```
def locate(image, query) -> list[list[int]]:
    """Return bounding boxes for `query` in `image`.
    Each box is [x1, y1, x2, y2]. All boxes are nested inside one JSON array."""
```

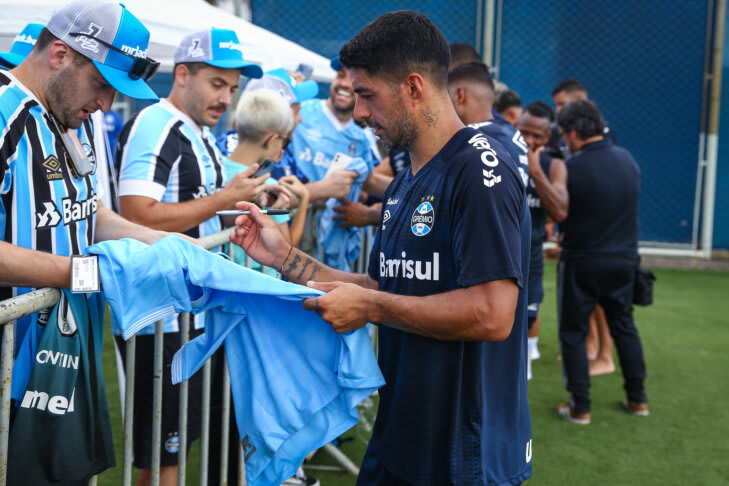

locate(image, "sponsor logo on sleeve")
[[468, 132, 502, 188]]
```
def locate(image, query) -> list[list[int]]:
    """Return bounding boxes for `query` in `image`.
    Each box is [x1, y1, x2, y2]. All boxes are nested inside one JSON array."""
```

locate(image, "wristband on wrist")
[[279, 245, 294, 275]]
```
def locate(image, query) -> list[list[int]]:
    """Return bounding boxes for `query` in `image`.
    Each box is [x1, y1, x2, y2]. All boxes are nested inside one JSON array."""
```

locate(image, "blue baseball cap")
[[245, 68, 318, 104], [46, 0, 159, 101], [330, 56, 342, 71], [174, 28, 263, 79], [0, 23, 44, 68]]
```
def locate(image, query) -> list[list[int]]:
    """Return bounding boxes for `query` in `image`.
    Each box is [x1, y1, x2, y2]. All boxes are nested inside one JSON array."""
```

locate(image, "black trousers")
[[557, 256, 647, 414]]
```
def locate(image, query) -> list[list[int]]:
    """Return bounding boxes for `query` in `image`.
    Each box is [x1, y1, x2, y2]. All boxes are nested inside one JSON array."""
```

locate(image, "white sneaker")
[[282, 467, 320, 486]]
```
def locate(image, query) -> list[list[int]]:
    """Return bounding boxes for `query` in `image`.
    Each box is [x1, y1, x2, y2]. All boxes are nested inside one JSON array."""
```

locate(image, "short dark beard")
[[384, 94, 417, 149], [46, 66, 82, 129]]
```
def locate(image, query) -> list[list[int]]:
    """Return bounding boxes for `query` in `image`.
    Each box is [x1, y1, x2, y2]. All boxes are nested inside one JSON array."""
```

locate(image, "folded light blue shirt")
[[85, 236, 384, 486], [318, 156, 371, 270]]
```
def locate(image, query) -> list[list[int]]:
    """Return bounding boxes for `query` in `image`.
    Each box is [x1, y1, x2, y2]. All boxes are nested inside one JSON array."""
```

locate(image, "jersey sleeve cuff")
[[118, 179, 167, 201]]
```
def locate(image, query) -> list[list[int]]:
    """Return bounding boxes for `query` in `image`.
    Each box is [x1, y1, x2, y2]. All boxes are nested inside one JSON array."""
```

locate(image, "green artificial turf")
[[98, 262, 729, 485]]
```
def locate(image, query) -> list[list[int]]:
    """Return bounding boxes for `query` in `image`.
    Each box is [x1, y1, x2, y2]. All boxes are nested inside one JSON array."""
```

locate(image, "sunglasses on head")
[[70, 32, 159, 81]]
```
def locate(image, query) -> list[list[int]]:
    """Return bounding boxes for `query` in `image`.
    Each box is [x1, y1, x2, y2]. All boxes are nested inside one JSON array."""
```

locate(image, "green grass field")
[[98, 261, 729, 485]]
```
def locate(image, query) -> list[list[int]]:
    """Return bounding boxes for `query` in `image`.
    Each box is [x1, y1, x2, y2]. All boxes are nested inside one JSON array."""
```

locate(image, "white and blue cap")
[[0, 23, 44, 68], [244, 68, 318, 104], [46, 0, 159, 101], [174, 28, 263, 79]]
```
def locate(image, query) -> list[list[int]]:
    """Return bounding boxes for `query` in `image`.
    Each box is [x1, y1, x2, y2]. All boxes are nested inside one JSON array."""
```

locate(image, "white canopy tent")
[[0, 0, 336, 82]]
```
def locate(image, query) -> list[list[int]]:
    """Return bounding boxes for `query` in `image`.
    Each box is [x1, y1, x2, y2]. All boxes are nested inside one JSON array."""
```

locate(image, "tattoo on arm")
[[296, 258, 312, 281], [285, 253, 301, 276], [421, 106, 440, 128], [309, 263, 321, 281]]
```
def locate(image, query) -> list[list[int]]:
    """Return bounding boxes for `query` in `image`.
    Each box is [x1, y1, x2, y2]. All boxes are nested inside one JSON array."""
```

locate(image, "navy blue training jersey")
[[561, 138, 640, 258], [527, 152, 554, 246], [469, 117, 529, 188], [365, 127, 532, 485]]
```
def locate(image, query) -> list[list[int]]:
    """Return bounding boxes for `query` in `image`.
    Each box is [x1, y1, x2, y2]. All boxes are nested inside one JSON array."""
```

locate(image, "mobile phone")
[[325, 153, 352, 177], [251, 159, 276, 178], [295, 63, 314, 81]]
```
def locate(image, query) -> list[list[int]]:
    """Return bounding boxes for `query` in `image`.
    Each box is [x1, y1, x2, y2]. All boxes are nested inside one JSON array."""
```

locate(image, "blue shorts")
[[528, 240, 544, 309]]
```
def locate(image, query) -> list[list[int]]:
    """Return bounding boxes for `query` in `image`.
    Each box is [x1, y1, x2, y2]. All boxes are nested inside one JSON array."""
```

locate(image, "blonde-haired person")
[[227, 88, 310, 272]]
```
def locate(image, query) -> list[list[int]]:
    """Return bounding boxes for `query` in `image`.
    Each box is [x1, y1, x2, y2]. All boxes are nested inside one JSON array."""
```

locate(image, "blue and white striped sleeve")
[[118, 110, 180, 201]]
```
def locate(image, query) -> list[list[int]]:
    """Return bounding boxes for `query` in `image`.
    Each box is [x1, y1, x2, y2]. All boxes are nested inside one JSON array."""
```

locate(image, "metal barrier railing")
[[0, 224, 374, 486]]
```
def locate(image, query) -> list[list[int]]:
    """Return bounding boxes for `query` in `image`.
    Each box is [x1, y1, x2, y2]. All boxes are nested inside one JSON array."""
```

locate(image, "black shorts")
[[115, 329, 204, 469]]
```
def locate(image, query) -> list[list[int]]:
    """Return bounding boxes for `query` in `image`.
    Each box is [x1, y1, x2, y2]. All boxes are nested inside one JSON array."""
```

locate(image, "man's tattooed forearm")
[[296, 258, 312, 280], [421, 106, 440, 128], [285, 253, 302, 276], [309, 263, 321, 281]]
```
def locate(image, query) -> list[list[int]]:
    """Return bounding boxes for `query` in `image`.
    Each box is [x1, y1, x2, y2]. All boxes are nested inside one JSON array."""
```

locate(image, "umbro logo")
[[42, 155, 63, 181]]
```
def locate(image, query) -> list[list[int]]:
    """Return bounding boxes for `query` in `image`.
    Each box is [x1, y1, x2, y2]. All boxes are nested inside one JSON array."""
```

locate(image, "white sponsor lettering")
[[62, 194, 98, 224], [468, 133, 502, 188], [386, 198, 399, 205], [36, 350, 79, 370], [218, 40, 242, 52], [526, 439, 533, 463], [20, 388, 75, 415], [14, 33, 36, 45], [74, 35, 99, 53], [379, 251, 439, 281], [121, 45, 147, 58]]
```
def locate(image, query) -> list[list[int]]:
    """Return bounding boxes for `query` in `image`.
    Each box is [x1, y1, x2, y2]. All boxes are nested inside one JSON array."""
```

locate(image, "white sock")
[[527, 356, 533, 380], [528, 337, 540, 360]]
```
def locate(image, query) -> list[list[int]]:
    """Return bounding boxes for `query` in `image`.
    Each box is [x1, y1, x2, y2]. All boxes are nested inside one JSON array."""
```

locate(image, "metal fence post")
[[199, 360, 211, 486], [122, 336, 136, 486], [151, 321, 165, 486], [177, 313, 190, 486], [0, 323, 15, 486], [219, 354, 231, 485]]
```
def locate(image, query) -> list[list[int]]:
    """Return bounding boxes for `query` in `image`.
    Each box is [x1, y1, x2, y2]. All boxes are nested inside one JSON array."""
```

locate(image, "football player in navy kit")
[[231, 10, 532, 486], [516, 101, 569, 378], [447, 61, 529, 187]]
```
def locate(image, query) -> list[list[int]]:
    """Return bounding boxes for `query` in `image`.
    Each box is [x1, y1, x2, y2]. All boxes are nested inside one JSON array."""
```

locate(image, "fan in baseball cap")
[[46, 0, 159, 101], [174, 28, 263, 79], [0, 23, 44, 69], [245, 68, 318, 104]]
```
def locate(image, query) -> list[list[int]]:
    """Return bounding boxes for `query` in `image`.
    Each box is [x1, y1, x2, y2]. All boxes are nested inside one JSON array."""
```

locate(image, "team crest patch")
[[82, 143, 97, 175], [411, 200, 434, 237], [165, 434, 180, 454], [43, 155, 63, 181], [58, 305, 78, 337]]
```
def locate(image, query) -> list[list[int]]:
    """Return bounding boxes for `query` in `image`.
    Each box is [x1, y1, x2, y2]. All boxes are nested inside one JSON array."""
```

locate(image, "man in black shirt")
[[555, 100, 648, 424]]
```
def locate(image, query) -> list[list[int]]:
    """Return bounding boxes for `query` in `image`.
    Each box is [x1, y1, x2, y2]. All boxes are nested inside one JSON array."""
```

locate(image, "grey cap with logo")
[[46, 0, 159, 100]]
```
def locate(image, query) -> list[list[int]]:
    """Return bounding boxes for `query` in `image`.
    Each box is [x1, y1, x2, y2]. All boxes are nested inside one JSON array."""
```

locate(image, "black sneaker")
[[282, 467, 320, 486]]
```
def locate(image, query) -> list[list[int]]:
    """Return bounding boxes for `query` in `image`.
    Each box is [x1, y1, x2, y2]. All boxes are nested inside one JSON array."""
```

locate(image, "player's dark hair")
[[494, 90, 522, 113], [173, 62, 206, 79], [524, 100, 553, 122], [557, 99, 605, 139], [551, 78, 587, 97], [339, 10, 450, 88], [447, 62, 494, 91], [449, 42, 481, 67], [34, 28, 91, 67]]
